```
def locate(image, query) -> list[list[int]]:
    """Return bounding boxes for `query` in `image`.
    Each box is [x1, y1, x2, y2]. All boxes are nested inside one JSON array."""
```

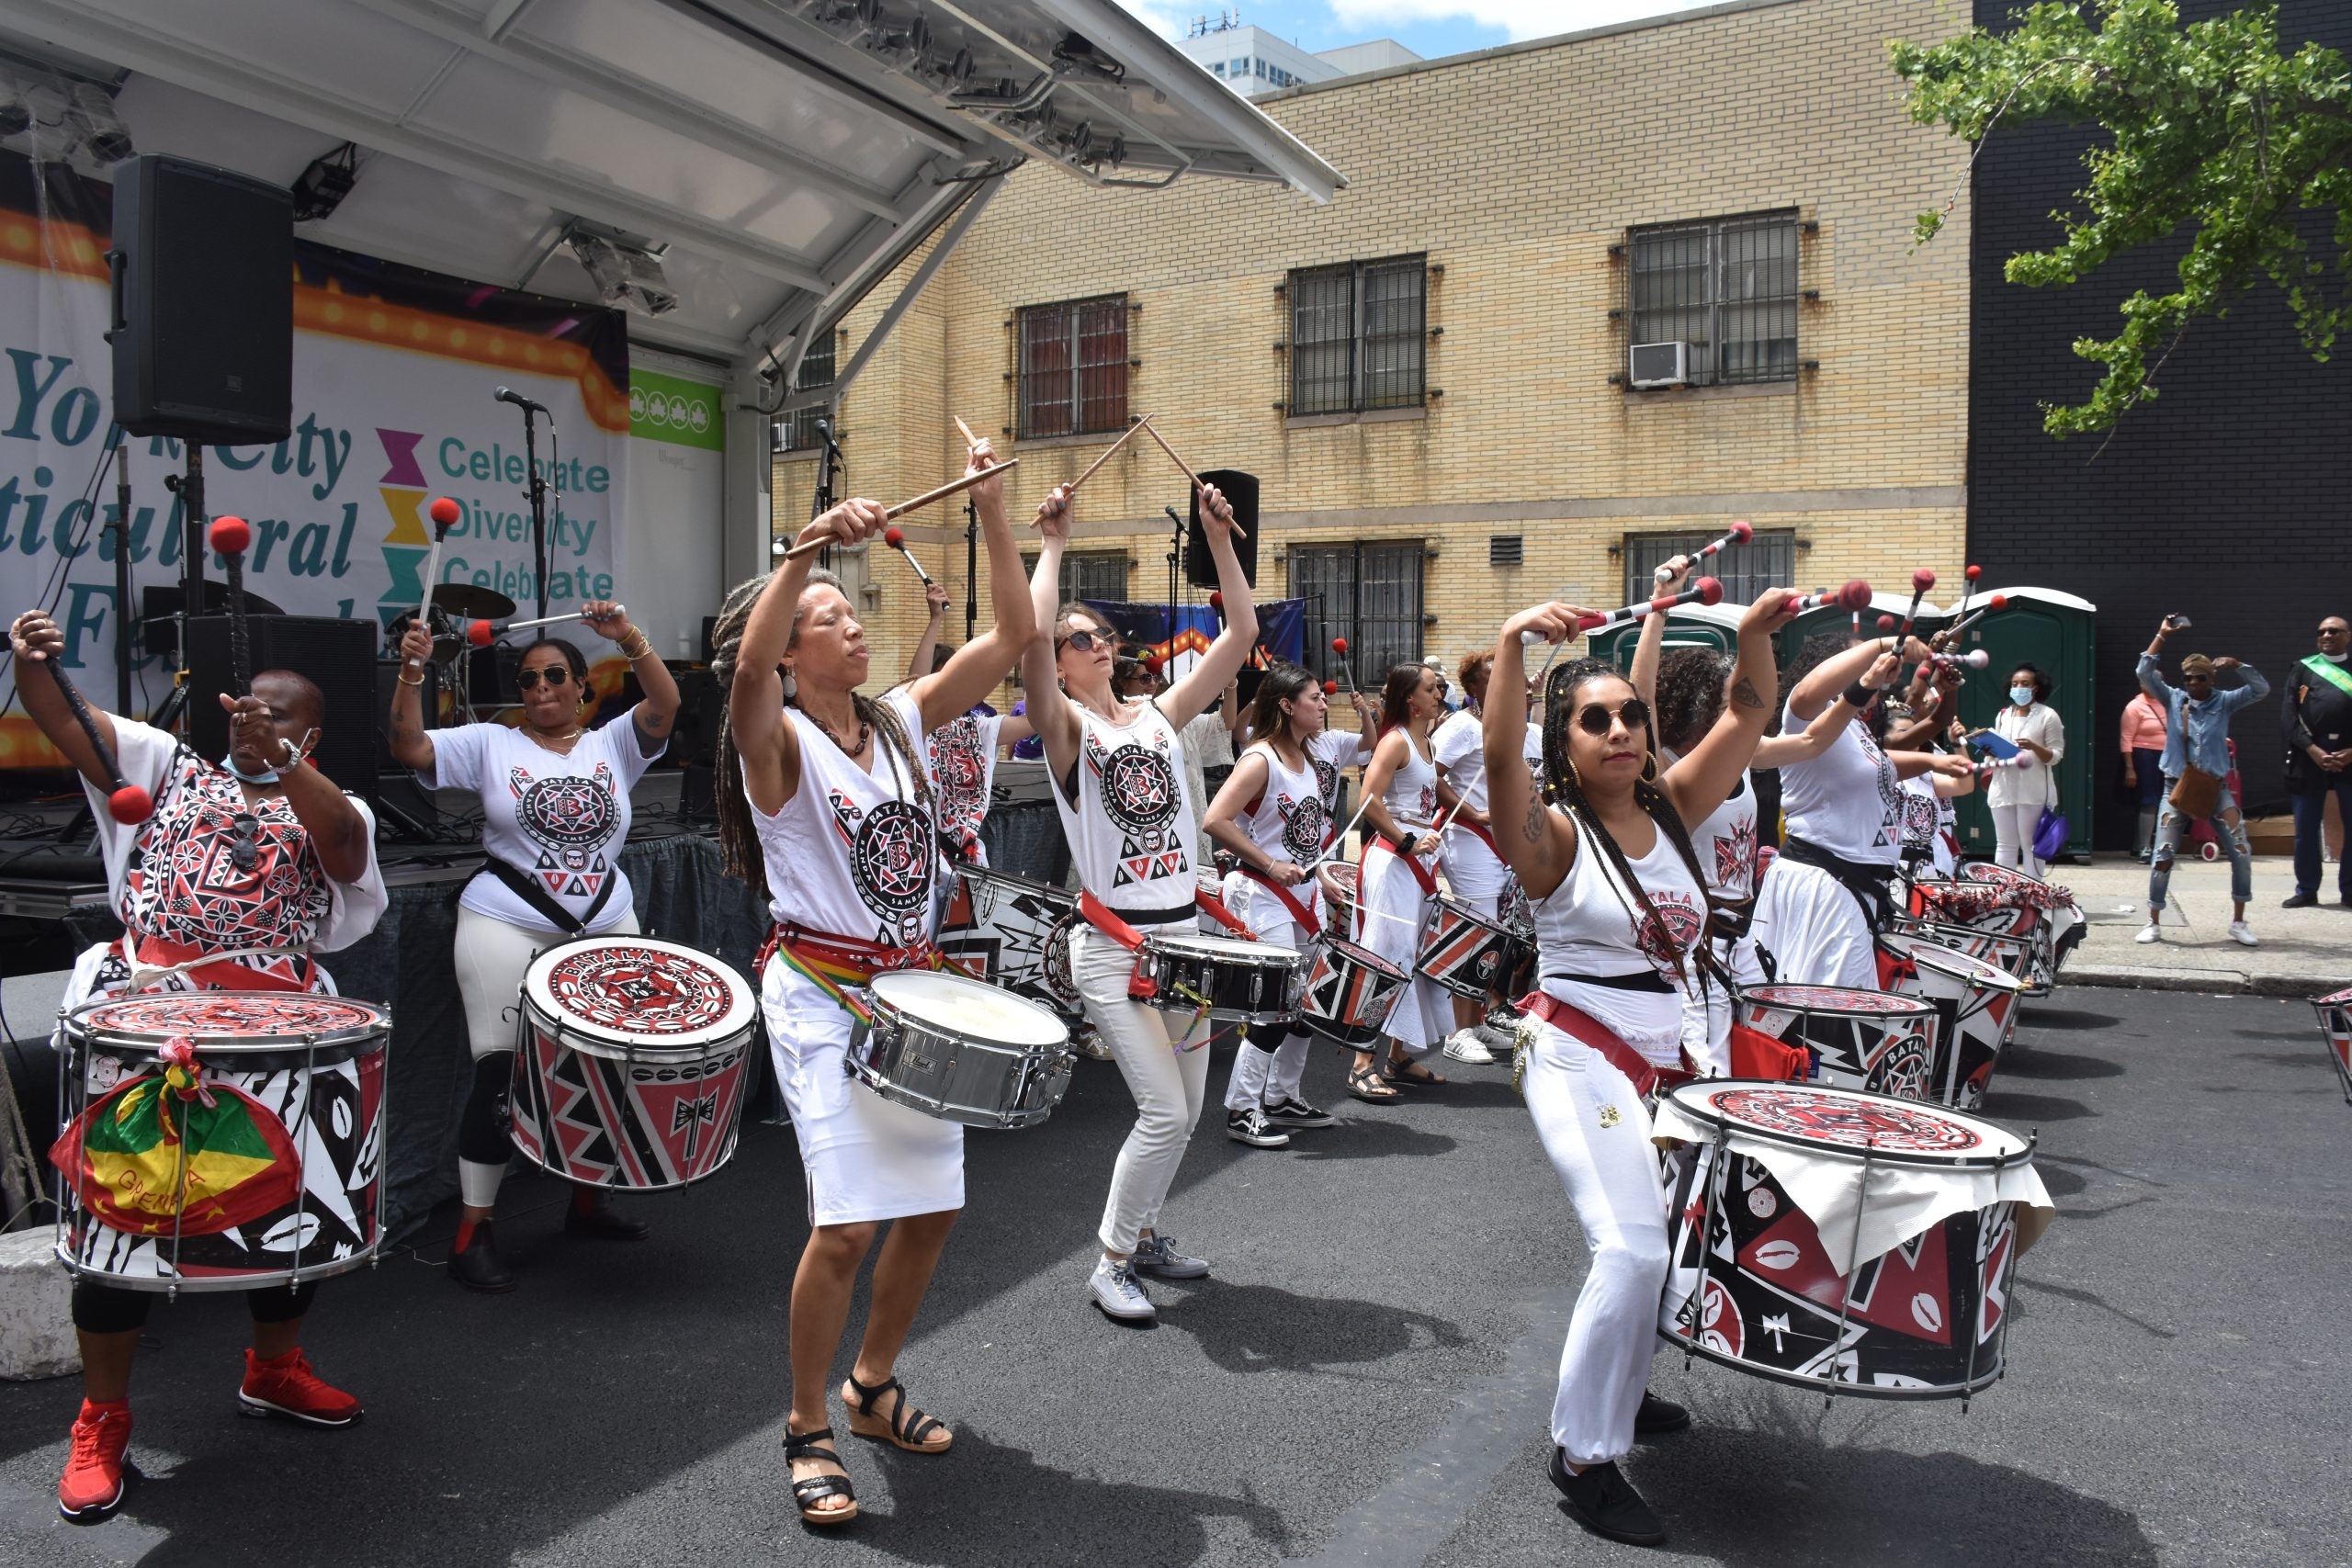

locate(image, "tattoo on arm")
[[1732, 675, 1765, 711], [1522, 795, 1547, 844]]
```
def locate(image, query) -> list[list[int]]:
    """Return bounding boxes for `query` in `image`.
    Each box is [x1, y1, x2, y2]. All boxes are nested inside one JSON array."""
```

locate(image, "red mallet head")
[[1209, 592, 1224, 615], [1911, 569, 1937, 593], [208, 515, 252, 555], [1876, 615, 1896, 632], [884, 526, 907, 549], [1836, 580, 1873, 612], [1693, 576, 1724, 606], [467, 620, 494, 647], [1988, 593, 2008, 611], [1727, 521, 1754, 544], [107, 784, 154, 825], [1322, 680, 1339, 695], [1330, 637, 1349, 655], [429, 496, 461, 527], [1144, 654, 1166, 675], [1964, 564, 1982, 582]]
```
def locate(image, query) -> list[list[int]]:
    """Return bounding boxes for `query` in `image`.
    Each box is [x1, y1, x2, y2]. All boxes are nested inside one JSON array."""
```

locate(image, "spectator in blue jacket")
[[2134, 616, 2268, 948]]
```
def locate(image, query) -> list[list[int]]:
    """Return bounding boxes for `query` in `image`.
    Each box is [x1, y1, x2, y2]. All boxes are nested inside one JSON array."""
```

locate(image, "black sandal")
[[1386, 1057, 1446, 1086], [1346, 1063, 1401, 1103], [843, 1371, 953, 1454], [785, 1426, 858, 1525]]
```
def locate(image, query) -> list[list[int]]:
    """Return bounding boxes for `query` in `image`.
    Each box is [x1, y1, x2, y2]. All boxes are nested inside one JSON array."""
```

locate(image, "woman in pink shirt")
[[2120, 691, 2167, 859]]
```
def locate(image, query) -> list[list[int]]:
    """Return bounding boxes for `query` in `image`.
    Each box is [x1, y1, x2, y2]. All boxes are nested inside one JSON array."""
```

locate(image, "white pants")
[[1751, 859, 1878, 990], [1218, 888, 1314, 1113], [1990, 801, 2044, 879], [1356, 843, 1447, 1056], [1521, 1019, 1669, 1466], [1073, 925, 1212, 1257]]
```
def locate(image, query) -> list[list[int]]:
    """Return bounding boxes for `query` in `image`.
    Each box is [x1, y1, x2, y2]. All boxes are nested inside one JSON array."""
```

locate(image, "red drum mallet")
[[43, 660, 152, 823], [208, 515, 255, 695], [880, 525, 935, 588], [1655, 520, 1753, 584], [413, 496, 462, 631], [1330, 637, 1360, 697], [1944, 593, 2008, 643], [1898, 569, 1937, 645], [1787, 581, 1875, 616], [1536, 577, 1726, 685]]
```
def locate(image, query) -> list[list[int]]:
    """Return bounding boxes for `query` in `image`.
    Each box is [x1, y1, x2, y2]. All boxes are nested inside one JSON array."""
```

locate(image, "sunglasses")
[[229, 812, 260, 874], [514, 666, 574, 691], [1057, 628, 1107, 654], [1575, 698, 1651, 737], [2321, 627, 2349, 638]]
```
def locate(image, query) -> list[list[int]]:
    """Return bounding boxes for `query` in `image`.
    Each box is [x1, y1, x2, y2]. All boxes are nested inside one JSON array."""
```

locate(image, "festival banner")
[[1078, 597, 1307, 678], [0, 152, 630, 769]]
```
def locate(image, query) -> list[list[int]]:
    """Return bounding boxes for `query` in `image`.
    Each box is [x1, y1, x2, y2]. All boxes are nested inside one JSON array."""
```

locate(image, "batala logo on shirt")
[[1086, 729, 1186, 888], [511, 762, 616, 898]]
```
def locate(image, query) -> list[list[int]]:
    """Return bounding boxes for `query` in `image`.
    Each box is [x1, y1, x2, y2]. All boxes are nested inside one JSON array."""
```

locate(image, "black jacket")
[[2282, 655, 2352, 789]]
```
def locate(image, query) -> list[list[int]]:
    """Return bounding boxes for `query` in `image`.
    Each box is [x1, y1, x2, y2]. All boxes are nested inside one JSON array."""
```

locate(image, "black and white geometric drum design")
[[512, 936, 758, 1190], [58, 991, 391, 1292], [2313, 986, 2352, 1105], [1658, 1082, 2037, 1400], [1734, 984, 1943, 1104], [1886, 916, 2037, 994], [936, 868, 1084, 1021], [1414, 898, 1532, 1001], [1321, 863, 1359, 942], [1296, 938, 1408, 1046], [1958, 861, 2083, 987], [1879, 935, 2026, 1111]]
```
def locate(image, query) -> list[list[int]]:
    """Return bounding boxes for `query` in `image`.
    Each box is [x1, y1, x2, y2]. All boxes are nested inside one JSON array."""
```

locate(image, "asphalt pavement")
[[2, 986, 2347, 1568]]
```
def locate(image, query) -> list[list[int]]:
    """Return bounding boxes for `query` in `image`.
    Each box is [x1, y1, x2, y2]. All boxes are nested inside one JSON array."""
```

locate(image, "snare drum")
[[1414, 898, 1532, 1001], [1735, 985, 1942, 1102], [938, 866, 1083, 1021], [847, 970, 1072, 1129], [1136, 933, 1306, 1026], [1297, 939, 1409, 1046], [56, 992, 390, 1292], [2312, 986, 2352, 1104], [1656, 1081, 2051, 1401], [1880, 933, 2027, 1110], [1886, 916, 2038, 994], [511, 937, 759, 1190]]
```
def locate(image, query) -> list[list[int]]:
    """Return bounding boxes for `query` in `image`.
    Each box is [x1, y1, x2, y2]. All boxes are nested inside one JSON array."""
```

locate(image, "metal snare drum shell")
[[847, 987, 1073, 1131]]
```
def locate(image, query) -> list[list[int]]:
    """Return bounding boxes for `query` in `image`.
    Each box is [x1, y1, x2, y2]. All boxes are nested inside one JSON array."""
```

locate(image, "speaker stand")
[[162, 445, 207, 710]]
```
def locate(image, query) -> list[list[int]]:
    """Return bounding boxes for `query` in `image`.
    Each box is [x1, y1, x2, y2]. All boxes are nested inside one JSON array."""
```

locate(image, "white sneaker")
[[2134, 922, 2162, 944], [2228, 920, 2258, 948], [1087, 1258, 1155, 1323], [1441, 1029, 1497, 1065]]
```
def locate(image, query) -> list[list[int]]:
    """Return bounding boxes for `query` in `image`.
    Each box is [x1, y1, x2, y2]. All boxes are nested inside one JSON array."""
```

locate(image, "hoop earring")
[[1640, 750, 1660, 784]]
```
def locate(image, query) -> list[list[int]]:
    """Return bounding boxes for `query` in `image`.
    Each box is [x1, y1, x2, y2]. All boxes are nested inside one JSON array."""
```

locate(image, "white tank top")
[[1778, 703, 1902, 866], [1239, 739, 1330, 866], [1053, 699, 1200, 926], [1430, 708, 1487, 810], [1381, 729, 1439, 832], [1688, 772, 1759, 903], [749, 688, 937, 950], [1532, 806, 1706, 1062]]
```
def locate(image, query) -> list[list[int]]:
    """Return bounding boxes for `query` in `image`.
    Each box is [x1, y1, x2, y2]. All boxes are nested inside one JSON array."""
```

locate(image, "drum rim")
[[1890, 917, 2030, 947], [522, 934, 758, 1050], [1735, 984, 1935, 1016], [1317, 937, 1410, 980], [1148, 932, 1303, 963], [1657, 1325, 2007, 1401], [2316, 987, 2352, 1008], [1428, 897, 1512, 936], [868, 967, 1070, 1048], [66, 991, 391, 1055], [1904, 942, 2028, 992], [1662, 1079, 2034, 1169]]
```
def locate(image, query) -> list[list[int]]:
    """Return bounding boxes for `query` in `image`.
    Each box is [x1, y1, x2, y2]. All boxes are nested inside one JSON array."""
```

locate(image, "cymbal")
[[431, 582, 516, 621]]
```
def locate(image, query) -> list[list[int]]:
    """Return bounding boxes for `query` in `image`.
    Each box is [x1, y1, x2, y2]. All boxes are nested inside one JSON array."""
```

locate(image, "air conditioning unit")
[[1629, 342, 1689, 389]]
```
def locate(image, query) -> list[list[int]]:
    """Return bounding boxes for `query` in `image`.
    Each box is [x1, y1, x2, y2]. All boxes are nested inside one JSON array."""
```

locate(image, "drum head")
[[525, 937, 756, 1051], [870, 970, 1068, 1047], [1906, 942, 2024, 993], [1157, 933, 1300, 962], [1738, 985, 1934, 1018], [69, 993, 390, 1056], [1665, 1081, 2030, 1162], [2319, 986, 2352, 1007], [1326, 938, 1408, 979]]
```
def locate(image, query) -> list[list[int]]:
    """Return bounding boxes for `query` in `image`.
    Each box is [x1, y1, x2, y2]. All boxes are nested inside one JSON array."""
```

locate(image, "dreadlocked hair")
[[1655, 646, 1733, 756], [709, 568, 933, 909], [1539, 656, 1723, 986]]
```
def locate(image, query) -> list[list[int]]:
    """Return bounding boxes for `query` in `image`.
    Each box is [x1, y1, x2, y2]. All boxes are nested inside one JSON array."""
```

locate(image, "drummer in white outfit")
[[1021, 477, 1259, 1326], [713, 434, 1033, 1528], [1482, 587, 1797, 1549], [1430, 652, 1541, 1064], [1352, 663, 1459, 1094]]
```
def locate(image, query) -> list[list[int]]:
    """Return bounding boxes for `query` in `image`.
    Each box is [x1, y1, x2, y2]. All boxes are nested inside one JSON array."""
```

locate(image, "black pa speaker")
[[1185, 468, 1260, 590], [109, 155, 294, 446], [186, 615, 379, 805]]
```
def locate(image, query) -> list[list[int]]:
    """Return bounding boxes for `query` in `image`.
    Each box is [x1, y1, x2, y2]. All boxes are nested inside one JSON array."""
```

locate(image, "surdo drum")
[[1885, 916, 2037, 993], [1657, 1082, 2052, 1402], [511, 936, 758, 1190], [1414, 897, 1533, 1001], [56, 992, 390, 1292], [1134, 932, 1307, 1027], [1296, 938, 1410, 1046], [1877, 933, 2026, 1111], [847, 969, 1072, 1129], [1734, 985, 1942, 1102], [936, 867, 1084, 1022], [2313, 986, 2352, 1105]]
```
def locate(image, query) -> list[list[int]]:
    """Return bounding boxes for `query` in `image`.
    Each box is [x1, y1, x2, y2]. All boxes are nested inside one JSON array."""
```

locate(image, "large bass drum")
[[1880, 933, 2027, 1110]]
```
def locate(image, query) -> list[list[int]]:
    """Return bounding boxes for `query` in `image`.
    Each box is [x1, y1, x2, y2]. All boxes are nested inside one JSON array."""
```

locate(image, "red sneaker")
[[237, 1348, 364, 1427], [58, 1398, 131, 1523]]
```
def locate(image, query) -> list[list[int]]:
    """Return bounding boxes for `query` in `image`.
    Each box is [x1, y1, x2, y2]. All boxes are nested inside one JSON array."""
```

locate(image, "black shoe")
[[447, 1221, 516, 1292], [2283, 891, 2319, 908], [1634, 1391, 1690, 1435], [1549, 1452, 1666, 1547], [1265, 1097, 1335, 1130], [1226, 1109, 1292, 1148], [565, 1192, 650, 1240]]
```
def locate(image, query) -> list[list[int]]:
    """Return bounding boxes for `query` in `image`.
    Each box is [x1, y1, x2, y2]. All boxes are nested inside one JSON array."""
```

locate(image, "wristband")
[[398, 670, 424, 687], [1842, 682, 1875, 708]]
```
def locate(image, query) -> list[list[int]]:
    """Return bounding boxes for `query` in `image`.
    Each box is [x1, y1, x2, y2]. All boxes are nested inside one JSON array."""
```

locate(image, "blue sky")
[[1118, 1, 1713, 63]]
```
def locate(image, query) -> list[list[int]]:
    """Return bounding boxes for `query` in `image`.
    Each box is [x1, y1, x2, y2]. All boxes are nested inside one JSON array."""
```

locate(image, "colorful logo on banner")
[[1077, 599, 1308, 677], [629, 370, 724, 452]]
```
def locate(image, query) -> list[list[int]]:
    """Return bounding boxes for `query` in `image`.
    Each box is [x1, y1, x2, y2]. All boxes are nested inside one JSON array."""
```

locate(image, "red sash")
[[1238, 864, 1320, 934], [1364, 834, 1438, 899], [1516, 989, 1694, 1100], [1193, 887, 1257, 939], [1075, 891, 1158, 1001]]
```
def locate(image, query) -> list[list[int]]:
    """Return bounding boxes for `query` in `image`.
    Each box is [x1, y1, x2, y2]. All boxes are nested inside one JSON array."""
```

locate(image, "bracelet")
[[397, 671, 424, 687], [619, 634, 655, 660]]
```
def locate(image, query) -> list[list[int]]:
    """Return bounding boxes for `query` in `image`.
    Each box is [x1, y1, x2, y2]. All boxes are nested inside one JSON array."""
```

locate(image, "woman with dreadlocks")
[[1483, 588, 1796, 1549], [712, 435, 1032, 1528]]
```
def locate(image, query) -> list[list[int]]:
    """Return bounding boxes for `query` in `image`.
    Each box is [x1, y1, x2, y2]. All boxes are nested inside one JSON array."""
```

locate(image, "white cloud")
[[1324, 0, 1704, 44], [1113, 0, 1193, 39]]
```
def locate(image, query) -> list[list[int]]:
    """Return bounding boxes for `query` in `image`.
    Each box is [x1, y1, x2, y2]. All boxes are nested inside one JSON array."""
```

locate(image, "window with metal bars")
[[1626, 213, 1798, 387], [1020, 549, 1130, 607], [1622, 528, 1797, 605], [1017, 297, 1129, 439], [1289, 541, 1424, 683], [776, 332, 838, 452], [1288, 256, 1426, 416]]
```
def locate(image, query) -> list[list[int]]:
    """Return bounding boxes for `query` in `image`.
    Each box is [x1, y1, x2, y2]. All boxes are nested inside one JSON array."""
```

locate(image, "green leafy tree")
[[1892, 0, 2352, 436]]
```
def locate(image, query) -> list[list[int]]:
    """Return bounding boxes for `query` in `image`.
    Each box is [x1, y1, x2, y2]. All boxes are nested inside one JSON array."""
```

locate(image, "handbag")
[[2168, 764, 2223, 818], [2032, 806, 2069, 863]]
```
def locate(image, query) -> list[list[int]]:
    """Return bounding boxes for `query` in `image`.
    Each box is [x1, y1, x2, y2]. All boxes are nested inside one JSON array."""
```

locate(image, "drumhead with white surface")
[[869, 969, 1068, 1046]]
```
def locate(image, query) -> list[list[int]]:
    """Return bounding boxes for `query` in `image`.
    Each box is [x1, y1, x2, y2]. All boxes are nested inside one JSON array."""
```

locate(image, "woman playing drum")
[[1021, 477, 1258, 1325], [389, 606, 679, 1290], [10, 610, 387, 1524], [714, 435, 1033, 1527], [1349, 663, 1460, 1096], [1482, 587, 1797, 1548]]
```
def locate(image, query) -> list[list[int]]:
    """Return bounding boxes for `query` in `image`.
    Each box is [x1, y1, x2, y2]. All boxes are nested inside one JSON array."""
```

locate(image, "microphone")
[[495, 386, 549, 414]]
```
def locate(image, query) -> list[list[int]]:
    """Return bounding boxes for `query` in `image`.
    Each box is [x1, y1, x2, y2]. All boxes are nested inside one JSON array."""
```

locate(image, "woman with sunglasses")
[[1481, 588, 1796, 1549], [11, 611, 387, 1524], [1023, 478, 1257, 1325], [1349, 662, 1460, 1097], [389, 602, 679, 1291]]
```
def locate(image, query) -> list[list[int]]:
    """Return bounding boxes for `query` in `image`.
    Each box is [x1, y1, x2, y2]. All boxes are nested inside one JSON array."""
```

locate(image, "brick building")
[[773, 0, 1975, 700]]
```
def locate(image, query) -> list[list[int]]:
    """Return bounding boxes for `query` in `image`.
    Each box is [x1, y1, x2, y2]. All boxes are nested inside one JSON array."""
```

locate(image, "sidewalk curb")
[[2062, 962, 2323, 999]]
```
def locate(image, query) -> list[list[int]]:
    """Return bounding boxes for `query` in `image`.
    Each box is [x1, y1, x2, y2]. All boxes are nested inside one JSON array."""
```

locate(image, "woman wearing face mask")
[[1482, 588, 1797, 1549], [1022, 478, 1258, 1326], [1351, 662, 1461, 1097], [1989, 663, 2064, 877]]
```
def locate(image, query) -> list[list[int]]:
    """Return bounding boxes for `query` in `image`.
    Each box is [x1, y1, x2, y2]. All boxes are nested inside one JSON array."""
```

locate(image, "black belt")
[[1092, 897, 1198, 931], [1540, 969, 1674, 995], [1777, 836, 1894, 933]]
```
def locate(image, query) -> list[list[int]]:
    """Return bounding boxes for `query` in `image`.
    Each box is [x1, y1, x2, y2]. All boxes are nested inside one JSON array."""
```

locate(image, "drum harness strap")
[[1777, 836, 1894, 935], [481, 855, 616, 938], [1193, 887, 1259, 939], [1515, 987, 1693, 1101], [1075, 891, 1217, 1051], [753, 925, 952, 1030], [1363, 830, 1440, 900], [1238, 864, 1320, 934], [124, 934, 313, 995]]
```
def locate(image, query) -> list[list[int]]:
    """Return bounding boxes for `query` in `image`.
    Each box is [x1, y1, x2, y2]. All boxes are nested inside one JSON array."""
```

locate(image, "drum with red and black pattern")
[[1878, 933, 2027, 1111], [511, 936, 757, 1190], [936, 866, 1084, 1023], [1657, 1081, 2046, 1401], [57, 992, 390, 1292], [1413, 897, 1532, 1001], [1733, 984, 1943, 1102], [1885, 916, 2037, 994], [1297, 938, 1409, 1047], [2313, 986, 2352, 1105], [1321, 863, 1358, 942]]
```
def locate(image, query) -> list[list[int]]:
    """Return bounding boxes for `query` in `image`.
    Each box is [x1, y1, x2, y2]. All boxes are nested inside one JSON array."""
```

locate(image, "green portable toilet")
[[1587, 602, 1747, 673], [1943, 587, 2096, 863], [1771, 591, 1948, 672]]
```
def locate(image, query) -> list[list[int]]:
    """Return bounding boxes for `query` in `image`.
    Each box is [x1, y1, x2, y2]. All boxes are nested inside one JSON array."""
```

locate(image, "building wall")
[[1966, 0, 2352, 831], [776, 0, 1975, 704]]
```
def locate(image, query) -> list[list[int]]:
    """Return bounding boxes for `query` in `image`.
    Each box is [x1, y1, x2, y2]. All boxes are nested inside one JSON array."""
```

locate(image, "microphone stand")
[[161, 444, 206, 735], [516, 402, 550, 620], [110, 444, 133, 714], [963, 491, 979, 643], [1164, 503, 1184, 666], [809, 413, 843, 570]]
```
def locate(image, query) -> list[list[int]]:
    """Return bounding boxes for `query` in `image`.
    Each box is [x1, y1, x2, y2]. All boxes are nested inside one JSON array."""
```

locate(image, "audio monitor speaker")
[[186, 615, 379, 804], [1185, 469, 1260, 590], [109, 154, 294, 446]]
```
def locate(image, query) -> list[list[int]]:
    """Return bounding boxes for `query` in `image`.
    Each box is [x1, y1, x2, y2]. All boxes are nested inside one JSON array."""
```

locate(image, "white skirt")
[[761, 954, 964, 1227], [1750, 858, 1879, 991]]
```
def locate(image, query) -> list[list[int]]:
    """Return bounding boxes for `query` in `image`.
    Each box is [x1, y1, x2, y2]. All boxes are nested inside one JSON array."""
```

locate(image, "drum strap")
[[1193, 888, 1258, 939], [1778, 835, 1893, 932], [1237, 864, 1319, 933], [1456, 818, 1503, 859], [1364, 834, 1438, 899], [754, 925, 943, 1026], [125, 934, 312, 994], [1515, 990, 1693, 1100], [481, 855, 615, 938], [1076, 892, 1159, 1003]]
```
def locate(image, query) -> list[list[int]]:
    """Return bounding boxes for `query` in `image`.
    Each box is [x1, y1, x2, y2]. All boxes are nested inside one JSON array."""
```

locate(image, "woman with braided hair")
[[714, 435, 1032, 1527], [1483, 588, 1798, 1549]]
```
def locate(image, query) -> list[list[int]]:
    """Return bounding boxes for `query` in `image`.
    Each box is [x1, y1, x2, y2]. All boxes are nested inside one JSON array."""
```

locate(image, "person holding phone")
[[2135, 616, 2267, 947]]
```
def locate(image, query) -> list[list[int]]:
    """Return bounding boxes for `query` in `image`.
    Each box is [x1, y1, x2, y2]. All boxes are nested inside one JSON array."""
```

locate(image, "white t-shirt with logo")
[[426, 716, 664, 934]]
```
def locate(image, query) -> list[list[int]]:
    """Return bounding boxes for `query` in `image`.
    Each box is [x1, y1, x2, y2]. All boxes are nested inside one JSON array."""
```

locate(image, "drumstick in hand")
[[1140, 422, 1248, 539], [779, 461, 1020, 561]]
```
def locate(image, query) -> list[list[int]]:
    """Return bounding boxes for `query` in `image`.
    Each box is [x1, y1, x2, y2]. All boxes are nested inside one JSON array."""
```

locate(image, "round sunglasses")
[[1574, 697, 1651, 736]]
